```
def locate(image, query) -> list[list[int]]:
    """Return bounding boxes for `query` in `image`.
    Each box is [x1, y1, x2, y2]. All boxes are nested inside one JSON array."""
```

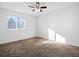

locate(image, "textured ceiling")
[[0, 2, 79, 16]]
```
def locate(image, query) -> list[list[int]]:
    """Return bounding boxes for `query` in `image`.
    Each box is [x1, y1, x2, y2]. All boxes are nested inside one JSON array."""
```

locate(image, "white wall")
[[37, 5, 79, 46], [0, 8, 36, 44]]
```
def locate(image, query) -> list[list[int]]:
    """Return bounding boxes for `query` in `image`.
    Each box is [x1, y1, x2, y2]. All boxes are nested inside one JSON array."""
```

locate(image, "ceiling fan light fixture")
[[35, 8, 40, 12]]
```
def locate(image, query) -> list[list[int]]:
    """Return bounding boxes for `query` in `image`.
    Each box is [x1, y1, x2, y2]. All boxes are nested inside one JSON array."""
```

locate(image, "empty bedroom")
[[0, 2, 79, 57]]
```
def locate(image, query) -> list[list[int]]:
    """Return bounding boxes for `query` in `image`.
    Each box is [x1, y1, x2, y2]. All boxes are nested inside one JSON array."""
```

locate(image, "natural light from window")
[[48, 28, 66, 43]]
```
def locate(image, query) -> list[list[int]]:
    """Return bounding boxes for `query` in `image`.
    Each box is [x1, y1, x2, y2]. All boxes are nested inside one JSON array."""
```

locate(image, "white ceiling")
[[0, 2, 79, 16]]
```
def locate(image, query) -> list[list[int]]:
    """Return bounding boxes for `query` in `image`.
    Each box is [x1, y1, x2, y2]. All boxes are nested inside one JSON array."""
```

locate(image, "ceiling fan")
[[28, 2, 47, 12]]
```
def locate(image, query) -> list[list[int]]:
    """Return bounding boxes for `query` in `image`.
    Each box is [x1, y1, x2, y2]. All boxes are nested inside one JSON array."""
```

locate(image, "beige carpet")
[[0, 37, 79, 57]]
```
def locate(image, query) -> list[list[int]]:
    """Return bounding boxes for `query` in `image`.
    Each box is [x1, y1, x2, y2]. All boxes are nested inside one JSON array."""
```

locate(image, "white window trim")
[[7, 16, 25, 30]]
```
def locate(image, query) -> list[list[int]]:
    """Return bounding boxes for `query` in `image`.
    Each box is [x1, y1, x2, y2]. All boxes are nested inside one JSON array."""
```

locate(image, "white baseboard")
[[0, 36, 36, 44]]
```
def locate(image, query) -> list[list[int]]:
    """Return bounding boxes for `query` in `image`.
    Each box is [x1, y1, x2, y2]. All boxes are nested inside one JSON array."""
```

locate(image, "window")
[[7, 16, 25, 30], [17, 17, 25, 29]]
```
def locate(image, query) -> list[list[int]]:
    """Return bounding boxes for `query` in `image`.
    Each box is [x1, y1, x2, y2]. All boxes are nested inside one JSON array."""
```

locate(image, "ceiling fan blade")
[[32, 9, 35, 12], [40, 9, 43, 12], [40, 6, 47, 9], [28, 6, 35, 8]]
